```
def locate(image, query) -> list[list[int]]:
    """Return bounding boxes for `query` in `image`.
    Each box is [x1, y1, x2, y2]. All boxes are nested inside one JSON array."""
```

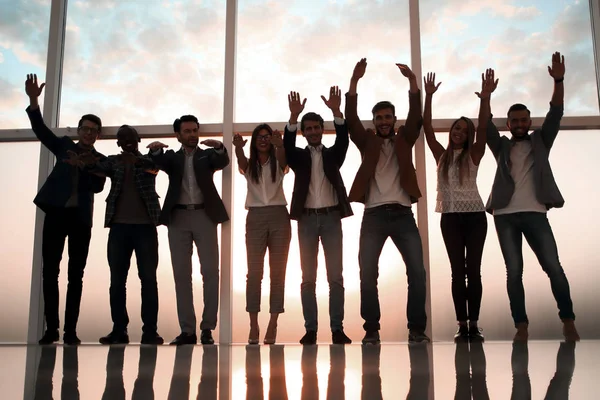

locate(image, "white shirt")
[[494, 139, 547, 215], [365, 138, 412, 208], [435, 150, 485, 213], [178, 147, 205, 205], [244, 157, 287, 208]]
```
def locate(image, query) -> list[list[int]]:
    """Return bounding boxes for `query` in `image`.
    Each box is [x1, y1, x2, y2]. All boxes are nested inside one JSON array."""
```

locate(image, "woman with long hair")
[[423, 69, 498, 342], [233, 124, 291, 345]]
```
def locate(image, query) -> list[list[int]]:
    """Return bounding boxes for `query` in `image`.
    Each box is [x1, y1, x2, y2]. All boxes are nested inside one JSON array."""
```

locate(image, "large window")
[[59, 0, 226, 127], [0, 0, 50, 129]]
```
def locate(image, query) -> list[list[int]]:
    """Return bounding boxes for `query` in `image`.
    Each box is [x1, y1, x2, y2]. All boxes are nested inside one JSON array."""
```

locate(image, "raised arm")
[[201, 139, 229, 171], [345, 58, 370, 150], [283, 91, 306, 169], [321, 85, 349, 165], [232, 133, 249, 174], [422, 72, 445, 163], [397, 64, 422, 145], [472, 68, 499, 165], [541, 51, 565, 149], [146, 141, 173, 173], [25, 74, 64, 154], [270, 130, 287, 170]]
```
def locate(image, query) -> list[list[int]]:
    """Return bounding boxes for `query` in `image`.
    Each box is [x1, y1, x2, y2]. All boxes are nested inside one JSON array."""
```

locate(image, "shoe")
[[362, 330, 380, 345], [38, 330, 59, 345], [141, 332, 164, 345], [454, 325, 469, 343], [408, 330, 431, 343], [99, 331, 130, 345], [332, 330, 352, 344], [248, 326, 260, 345], [299, 330, 317, 345], [513, 323, 529, 342], [63, 332, 81, 345], [170, 332, 197, 345], [201, 330, 215, 345], [562, 319, 580, 342], [469, 325, 485, 342], [264, 327, 277, 345]]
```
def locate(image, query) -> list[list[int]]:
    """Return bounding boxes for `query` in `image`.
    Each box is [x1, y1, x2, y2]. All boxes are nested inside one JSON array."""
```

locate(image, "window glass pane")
[[420, 0, 598, 117], [235, 0, 411, 122], [0, 0, 50, 129], [60, 0, 226, 127]]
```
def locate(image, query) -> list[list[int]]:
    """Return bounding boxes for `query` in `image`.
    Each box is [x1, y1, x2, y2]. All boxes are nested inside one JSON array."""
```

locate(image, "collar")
[[180, 146, 198, 156], [306, 144, 324, 153], [510, 134, 531, 143]]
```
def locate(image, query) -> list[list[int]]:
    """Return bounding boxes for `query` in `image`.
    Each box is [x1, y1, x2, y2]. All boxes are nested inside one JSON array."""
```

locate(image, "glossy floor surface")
[[1, 341, 598, 399]]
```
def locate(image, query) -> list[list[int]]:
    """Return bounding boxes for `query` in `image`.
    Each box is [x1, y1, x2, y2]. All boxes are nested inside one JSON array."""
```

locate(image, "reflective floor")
[[1, 341, 598, 399]]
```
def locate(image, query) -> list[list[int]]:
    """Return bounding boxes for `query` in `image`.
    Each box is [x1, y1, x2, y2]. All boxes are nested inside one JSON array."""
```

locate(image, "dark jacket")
[[26, 106, 106, 227]]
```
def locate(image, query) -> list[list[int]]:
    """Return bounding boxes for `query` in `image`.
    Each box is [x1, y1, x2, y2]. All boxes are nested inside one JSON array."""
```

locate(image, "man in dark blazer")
[[283, 86, 353, 345], [25, 74, 106, 345], [147, 115, 229, 345], [88, 125, 164, 345]]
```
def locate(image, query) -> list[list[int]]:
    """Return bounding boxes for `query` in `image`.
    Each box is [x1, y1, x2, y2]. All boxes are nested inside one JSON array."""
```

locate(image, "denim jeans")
[[298, 210, 345, 331], [494, 212, 575, 325], [359, 204, 427, 332]]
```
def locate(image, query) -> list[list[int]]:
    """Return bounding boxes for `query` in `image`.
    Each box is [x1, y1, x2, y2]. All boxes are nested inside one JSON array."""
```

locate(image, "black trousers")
[[42, 208, 92, 333]]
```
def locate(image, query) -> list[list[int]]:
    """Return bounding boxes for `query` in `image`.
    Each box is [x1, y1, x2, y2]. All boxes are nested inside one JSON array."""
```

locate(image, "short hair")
[[507, 103, 531, 118], [371, 101, 395, 116], [78, 114, 102, 133], [300, 112, 324, 132], [117, 124, 140, 141], [173, 115, 199, 133]]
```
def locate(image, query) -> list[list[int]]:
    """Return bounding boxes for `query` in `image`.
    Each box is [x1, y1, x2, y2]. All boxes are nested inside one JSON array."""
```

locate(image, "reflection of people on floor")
[[301, 345, 319, 400], [454, 342, 490, 400], [245, 345, 263, 400], [327, 345, 345, 400], [511, 341, 576, 400], [197, 345, 218, 400], [101, 345, 126, 400], [61, 346, 80, 400], [406, 343, 432, 400], [167, 345, 194, 400], [33, 346, 61, 400], [269, 345, 288, 400], [132, 346, 157, 400], [361, 345, 382, 400]]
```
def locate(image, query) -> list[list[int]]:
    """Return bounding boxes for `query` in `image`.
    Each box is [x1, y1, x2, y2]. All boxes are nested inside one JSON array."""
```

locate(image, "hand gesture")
[[233, 133, 247, 148], [548, 51, 565, 80], [396, 64, 416, 80], [288, 91, 306, 117], [201, 139, 223, 149], [352, 58, 367, 81], [424, 72, 441, 95], [321, 86, 342, 112], [270, 130, 283, 148], [62, 150, 99, 168], [25, 74, 46, 99], [475, 68, 499, 99], [146, 141, 169, 151]]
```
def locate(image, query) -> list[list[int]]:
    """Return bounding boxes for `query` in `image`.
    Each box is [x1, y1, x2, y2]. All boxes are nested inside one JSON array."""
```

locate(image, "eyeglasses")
[[78, 126, 99, 135], [256, 134, 272, 142]]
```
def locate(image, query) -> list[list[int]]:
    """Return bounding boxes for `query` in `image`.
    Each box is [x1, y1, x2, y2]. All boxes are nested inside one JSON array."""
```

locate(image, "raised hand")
[[396, 64, 416, 80], [62, 150, 99, 168], [352, 58, 367, 81], [288, 91, 306, 118], [320, 86, 342, 112], [233, 133, 247, 148], [424, 72, 441, 95], [146, 141, 169, 151], [25, 74, 46, 99], [548, 51, 565, 80], [270, 130, 283, 148], [475, 68, 499, 99], [201, 139, 224, 149]]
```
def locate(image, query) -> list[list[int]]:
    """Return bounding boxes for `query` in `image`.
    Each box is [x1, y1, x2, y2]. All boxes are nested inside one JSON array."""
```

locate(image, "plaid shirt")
[[93, 151, 161, 227]]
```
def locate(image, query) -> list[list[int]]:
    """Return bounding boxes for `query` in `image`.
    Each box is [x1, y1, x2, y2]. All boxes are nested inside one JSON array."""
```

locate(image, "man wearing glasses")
[[25, 74, 107, 345]]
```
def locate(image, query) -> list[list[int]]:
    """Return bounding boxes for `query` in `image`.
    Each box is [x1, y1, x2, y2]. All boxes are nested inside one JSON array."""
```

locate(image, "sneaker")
[[170, 332, 197, 345], [200, 330, 215, 345], [299, 330, 317, 345], [99, 331, 130, 345], [63, 332, 81, 345], [362, 330, 380, 345], [408, 330, 431, 343], [332, 330, 352, 345], [469, 325, 485, 342], [141, 332, 164, 345], [454, 325, 469, 343], [38, 330, 59, 345]]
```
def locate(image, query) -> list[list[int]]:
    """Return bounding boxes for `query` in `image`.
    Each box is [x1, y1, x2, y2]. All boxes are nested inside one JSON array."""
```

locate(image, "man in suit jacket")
[[88, 125, 164, 345], [147, 115, 229, 345], [283, 86, 353, 345], [345, 59, 429, 344], [25, 74, 106, 345]]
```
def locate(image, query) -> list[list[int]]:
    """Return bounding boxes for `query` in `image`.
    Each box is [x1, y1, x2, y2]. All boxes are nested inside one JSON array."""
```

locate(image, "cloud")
[[0, 52, 4, 63]]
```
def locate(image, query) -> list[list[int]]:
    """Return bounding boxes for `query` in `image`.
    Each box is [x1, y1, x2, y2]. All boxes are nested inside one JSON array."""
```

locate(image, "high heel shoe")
[[264, 327, 277, 345], [248, 327, 260, 345]]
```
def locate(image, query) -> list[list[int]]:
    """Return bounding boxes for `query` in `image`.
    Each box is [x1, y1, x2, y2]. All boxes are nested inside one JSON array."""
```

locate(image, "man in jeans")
[[345, 59, 429, 344], [91, 125, 164, 345], [283, 87, 353, 345], [486, 52, 579, 342], [25, 74, 106, 345]]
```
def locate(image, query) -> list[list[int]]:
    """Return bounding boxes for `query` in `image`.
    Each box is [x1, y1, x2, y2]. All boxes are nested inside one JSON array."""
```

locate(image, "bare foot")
[[248, 325, 260, 345], [562, 319, 580, 342], [513, 323, 529, 342]]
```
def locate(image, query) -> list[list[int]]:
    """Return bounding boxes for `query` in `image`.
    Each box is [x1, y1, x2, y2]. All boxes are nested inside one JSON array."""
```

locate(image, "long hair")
[[438, 117, 476, 185], [248, 124, 277, 184]]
